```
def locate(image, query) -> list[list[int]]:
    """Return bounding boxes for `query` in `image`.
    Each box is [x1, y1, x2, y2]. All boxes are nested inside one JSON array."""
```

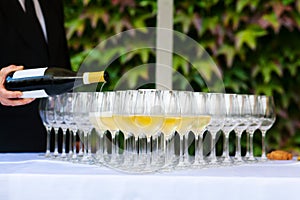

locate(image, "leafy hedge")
[[64, 0, 300, 155]]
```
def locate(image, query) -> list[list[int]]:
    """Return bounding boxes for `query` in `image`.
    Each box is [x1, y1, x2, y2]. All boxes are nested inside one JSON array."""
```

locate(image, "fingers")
[[0, 87, 23, 99], [0, 65, 23, 82], [0, 97, 35, 106], [0, 65, 24, 98], [0, 65, 35, 106]]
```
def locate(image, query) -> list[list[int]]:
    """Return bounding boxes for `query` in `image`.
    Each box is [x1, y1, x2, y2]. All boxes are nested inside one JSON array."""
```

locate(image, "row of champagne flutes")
[[39, 90, 276, 173]]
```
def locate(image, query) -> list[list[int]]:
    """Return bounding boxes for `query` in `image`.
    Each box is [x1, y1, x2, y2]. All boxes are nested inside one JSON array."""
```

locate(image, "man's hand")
[[0, 65, 35, 106]]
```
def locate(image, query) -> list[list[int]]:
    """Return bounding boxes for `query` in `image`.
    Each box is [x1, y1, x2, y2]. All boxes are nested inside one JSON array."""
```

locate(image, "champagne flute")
[[45, 96, 59, 157], [160, 90, 181, 169], [132, 90, 164, 168], [234, 94, 251, 162], [221, 94, 239, 164], [176, 91, 195, 168], [246, 95, 261, 162], [99, 91, 120, 165], [191, 92, 210, 167], [112, 90, 133, 167], [73, 92, 94, 163], [54, 94, 68, 159], [38, 98, 52, 157], [205, 93, 225, 164], [113, 90, 139, 170], [89, 92, 106, 164], [258, 95, 276, 161], [64, 92, 79, 160]]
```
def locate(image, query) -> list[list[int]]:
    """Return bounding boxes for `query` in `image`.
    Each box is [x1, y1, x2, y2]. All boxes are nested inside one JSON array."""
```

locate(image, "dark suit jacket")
[[0, 0, 71, 152]]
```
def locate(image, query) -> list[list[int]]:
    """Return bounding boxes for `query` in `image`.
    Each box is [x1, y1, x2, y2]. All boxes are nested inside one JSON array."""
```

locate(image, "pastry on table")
[[267, 150, 293, 160]]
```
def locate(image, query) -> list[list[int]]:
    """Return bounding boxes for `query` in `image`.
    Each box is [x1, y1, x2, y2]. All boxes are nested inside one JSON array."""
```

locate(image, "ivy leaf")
[[235, 26, 267, 50], [217, 44, 236, 67], [125, 66, 149, 89], [255, 81, 284, 96], [83, 0, 91, 6], [174, 11, 193, 33], [223, 66, 248, 92], [287, 59, 300, 76], [236, 0, 259, 12], [223, 10, 241, 30], [252, 60, 283, 83], [192, 58, 222, 83], [192, 13, 202, 34], [84, 7, 109, 28], [173, 55, 189, 75], [200, 16, 219, 36], [236, 0, 250, 13], [232, 66, 249, 81], [65, 18, 85, 39], [259, 13, 280, 33], [94, 47, 124, 66], [196, 0, 219, 9], [132, 13, 153, 29], [120, 49, 150, 64], [193, 75, 206, 89], [111, 0, 135, 12], [139, 49, 150, 63], [70, 50, 90, 71], [224, 0, 234, 6]]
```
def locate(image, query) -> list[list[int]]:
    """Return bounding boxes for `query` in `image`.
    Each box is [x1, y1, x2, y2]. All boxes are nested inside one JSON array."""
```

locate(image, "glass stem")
[[183, 132, 190, 164], [134, 137, 139, 164], [164, 135, 172, 167], [235, 131, 243, 162], [83, 131, 88, 157], [164, 136, 168, 167], [78, 130, 84, 156], [87, 130, 92, 157], [179, 135, 184, 164], [245, 132, 250, 158], [160, 133, 165, 160], [261, 130, 267, 160], [151, 135, 157, 160], [139, 136, 146, 155], [221, 132, 226, 158], [249, 131, 254, 160], [45, 126, 51, 157], [223, 132, 231, 161], [53, 127, 59, 157], [122, 134, 129, 164], [210, 131, 217, 163], [199, 132, 204, 162], [103, 131, 108, 156], [194, 134, 199, 162], [72, 130, 77, 159], [111, 131, 118, 157], [68, 129, 73, 156], [61, 128, 67, 158], [97, 134, 104, 161], [147, 136, 152, 165]]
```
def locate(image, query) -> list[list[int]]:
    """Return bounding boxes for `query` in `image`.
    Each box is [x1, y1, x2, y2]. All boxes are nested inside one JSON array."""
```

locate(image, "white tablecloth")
[[0, 153, 299, 200]]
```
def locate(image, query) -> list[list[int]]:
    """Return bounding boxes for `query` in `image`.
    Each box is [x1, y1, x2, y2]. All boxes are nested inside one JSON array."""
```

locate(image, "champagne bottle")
[[5, 67, 109, 98]]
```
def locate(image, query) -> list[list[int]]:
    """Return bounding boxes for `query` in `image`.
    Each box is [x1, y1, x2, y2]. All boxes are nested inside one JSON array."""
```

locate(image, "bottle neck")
[[83, 71, 107, 84]]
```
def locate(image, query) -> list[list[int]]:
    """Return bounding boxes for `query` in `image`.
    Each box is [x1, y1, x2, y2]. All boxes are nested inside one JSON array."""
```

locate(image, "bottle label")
[[13, 67, 48, 79], [21, 90, 48, 98]]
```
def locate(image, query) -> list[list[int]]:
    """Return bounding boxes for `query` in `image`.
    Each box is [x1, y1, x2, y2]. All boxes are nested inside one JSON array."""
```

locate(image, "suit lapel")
[[1, 0, 48, 60], [39, 0, 60, 65]]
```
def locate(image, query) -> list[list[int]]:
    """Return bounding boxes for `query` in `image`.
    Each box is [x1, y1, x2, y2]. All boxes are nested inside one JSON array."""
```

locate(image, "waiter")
[[0, 0, 71, 152]]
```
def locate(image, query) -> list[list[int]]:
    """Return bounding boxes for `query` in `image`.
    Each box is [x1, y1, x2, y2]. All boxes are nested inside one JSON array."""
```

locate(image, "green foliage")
[[64, 0, 300, 155]]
